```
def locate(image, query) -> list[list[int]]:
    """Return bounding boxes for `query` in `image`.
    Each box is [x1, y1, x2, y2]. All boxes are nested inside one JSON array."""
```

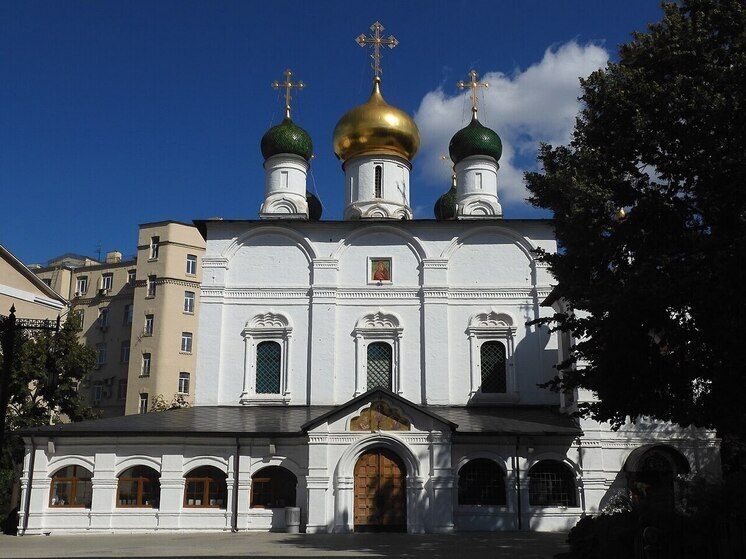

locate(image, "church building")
[[18, 23, 719, 535]]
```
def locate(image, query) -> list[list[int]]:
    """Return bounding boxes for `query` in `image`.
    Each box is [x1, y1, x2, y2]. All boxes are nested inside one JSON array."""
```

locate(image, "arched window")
[[480, 341, 507, 393], [374, 165, 383, 198], [49, 465, 92, 507], [367, 342, 392, 390], [117, 465, 160, 508], [458, 459, 506, 506], [184, 466, 227, 509], [528, 460, 576, 507], [250, 466, 297, 509], [256, 341, 281, 394]]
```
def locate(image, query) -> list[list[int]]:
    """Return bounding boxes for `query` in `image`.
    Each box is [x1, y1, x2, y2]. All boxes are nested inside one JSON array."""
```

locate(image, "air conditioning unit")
[[99, 288, 109, 296], [74, 291, 81, 297]]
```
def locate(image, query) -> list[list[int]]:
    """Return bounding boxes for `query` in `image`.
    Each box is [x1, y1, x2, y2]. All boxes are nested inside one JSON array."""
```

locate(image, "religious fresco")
[[369, 257, 392, 283], [350, 400, 411, 431]]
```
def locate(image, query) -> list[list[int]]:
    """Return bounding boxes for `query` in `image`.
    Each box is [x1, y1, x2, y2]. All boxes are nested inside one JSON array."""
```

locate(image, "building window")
[[138, 393, 149, 414], [241, 312, 292, 404], [42, 278, 52, 287], [100, 273, 113, 292], [127, 270, 136, 287], [98, 308, 109, 328], [184, 291, 195, 313], [366, 342, 392, 390], [147, 275, 157, 297], [124, 304, 133, 325], [480, 341, 507, 393], [353, 311, 402, 396], [93, 384, 103, 404], [466, 312, 517, 399], [178, 372, 190, 395], [528, 460, 577, 507], [141, 353, 151, 377], [49, 465, 92, 508], [374, 165, 383, 198], [184, 466, 227, 508], [72, 310, 84, 330], [118, 379, 128, 400], [117, 466, 160, 507], [250, 467, 296, 509], [256, 341, 281, 394], [76, 276, 88, 295], [150, 236, 160, 260], [181, 332, 193, 353], [458, 459, 506, 506], [96, 343, 107, 365], [120, 341, 130, 363], [186, 254, 197, 275], [144, 314, 154, 336]]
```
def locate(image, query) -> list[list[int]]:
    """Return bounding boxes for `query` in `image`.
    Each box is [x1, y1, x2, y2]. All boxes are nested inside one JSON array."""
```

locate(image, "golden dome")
[[333, 78, 420, 162]]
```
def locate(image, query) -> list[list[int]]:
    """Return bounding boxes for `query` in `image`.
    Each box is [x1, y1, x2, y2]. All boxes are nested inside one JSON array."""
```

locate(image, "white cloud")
[[414, 41, 609, 208]]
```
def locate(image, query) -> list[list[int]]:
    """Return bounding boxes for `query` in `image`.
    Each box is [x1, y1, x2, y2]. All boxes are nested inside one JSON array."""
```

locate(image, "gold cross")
[[356, 21, 398, 79], [272, 69, 305, 120], [457, 70, 489, 117]]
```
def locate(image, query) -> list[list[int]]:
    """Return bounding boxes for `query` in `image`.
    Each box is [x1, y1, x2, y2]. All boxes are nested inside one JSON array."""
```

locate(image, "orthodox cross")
[[457, 70, 489, 117], [272, 69, 305, 119], [356, 21, 399, 79]]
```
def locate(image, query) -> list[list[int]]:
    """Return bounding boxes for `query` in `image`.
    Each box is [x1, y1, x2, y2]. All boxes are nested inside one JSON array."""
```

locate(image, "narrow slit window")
[[374, 165, 382, 198]]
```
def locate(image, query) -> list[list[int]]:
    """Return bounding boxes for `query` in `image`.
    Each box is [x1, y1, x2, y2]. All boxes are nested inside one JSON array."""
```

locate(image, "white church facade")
[[18, 24, 719, 535]]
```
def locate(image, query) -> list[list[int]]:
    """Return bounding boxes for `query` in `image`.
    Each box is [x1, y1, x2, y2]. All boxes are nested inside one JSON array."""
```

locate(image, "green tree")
[[0, 315, 97, 509], [525, 0, 746, 446]]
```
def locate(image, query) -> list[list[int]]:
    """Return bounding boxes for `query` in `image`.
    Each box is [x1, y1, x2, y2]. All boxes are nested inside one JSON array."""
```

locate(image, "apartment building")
[[33, 221, 204, 417], [124, 221, 204, 415]]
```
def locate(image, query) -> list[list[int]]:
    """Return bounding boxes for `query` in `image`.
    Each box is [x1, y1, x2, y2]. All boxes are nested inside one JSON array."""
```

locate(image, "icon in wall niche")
[[369, 257, 392, 284]]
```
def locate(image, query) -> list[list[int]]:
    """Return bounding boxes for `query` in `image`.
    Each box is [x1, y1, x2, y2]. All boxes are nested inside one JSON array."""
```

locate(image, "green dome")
[[261, 117, 313, 161], [434, 177, 458, 220], [306, 191, 323, 221], [448, 116, 502, 164]]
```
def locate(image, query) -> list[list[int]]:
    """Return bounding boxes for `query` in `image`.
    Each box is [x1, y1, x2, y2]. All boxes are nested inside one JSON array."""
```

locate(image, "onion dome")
[[333, 77, 420, 162], [307, 191, 323, 221], [448, 115, 502, 165], [261, 117, 313, 161], [434, 175, 458, 220]]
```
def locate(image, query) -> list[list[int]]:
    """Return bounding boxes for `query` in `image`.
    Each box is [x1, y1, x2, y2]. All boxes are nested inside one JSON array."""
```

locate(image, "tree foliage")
[[525, 0, 746, 438], [1, 316, 97, 461]]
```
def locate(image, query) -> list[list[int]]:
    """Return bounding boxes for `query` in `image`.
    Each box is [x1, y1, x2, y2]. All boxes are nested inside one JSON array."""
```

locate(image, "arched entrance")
[[626, 445, 690, 510], [354, 448, 406, 532]]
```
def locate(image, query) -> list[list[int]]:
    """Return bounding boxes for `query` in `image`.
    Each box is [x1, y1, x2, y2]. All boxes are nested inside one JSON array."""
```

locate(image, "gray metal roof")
[[21, 404, 580, 438]]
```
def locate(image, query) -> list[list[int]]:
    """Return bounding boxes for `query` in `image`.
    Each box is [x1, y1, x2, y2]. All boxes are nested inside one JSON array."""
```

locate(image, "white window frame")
[[93, 384, 103, 405], [96, 343, 107, 366], [181, 332, 193, 353], [76, 276, 88, 295], [184, 291, 195, 313], [124, 304, 133, 325], [150, 236, 160, 260], [98, 308, 109, 327], [127, 270, 136, 287], [138, 393, 148, 414], [178, 372, 190, 395], [186, 254, 197, 276], [141, 353, 151, 377], [101, 273, 113, 291], [466, 311, 518, 401], [147, 275, 157, 297], [353, 310, 403, 396], [240, 312, 292, 405], [144, 314, 154, 336]]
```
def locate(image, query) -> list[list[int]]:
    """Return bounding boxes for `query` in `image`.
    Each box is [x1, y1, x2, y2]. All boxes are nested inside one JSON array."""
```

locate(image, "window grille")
[[528, 461, 577, 507], [458, 459, 506, 506], [256, 341, 281, 394], [374, 165, 382, 198], [481, 341, 507, 393], [367, 342, 392, 390]]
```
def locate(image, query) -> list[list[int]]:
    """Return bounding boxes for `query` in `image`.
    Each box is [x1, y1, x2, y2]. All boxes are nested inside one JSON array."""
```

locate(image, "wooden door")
[[354, 449, 406, 531]]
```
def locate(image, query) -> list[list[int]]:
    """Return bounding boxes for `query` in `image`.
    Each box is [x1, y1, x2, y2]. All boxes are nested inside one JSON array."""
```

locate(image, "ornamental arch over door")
[[354, 448, 406, 532]]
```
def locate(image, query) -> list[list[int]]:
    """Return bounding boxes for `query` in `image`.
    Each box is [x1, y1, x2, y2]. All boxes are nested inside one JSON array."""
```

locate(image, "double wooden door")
[[354, 449, 406, 531]]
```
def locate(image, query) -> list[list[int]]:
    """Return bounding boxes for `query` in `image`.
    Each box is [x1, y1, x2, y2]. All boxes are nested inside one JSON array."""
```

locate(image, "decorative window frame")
[[466, 311, 518, 401], [241, 312, 292, 405], [353, 310, 403, 396]]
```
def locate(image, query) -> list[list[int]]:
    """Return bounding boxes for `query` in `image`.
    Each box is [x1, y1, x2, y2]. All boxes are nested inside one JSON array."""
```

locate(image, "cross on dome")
[[356, 21, 399, 80], [457, 69, 489, 118], [272, 69, 306, 120]]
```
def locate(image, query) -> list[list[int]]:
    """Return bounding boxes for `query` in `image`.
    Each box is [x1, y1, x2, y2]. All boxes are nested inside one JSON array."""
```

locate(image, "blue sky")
[[1, 0, 665, 265]]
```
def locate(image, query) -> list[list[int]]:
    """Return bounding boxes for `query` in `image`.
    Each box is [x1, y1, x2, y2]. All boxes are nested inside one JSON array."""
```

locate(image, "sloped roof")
[[21, 402, 580, 439]]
